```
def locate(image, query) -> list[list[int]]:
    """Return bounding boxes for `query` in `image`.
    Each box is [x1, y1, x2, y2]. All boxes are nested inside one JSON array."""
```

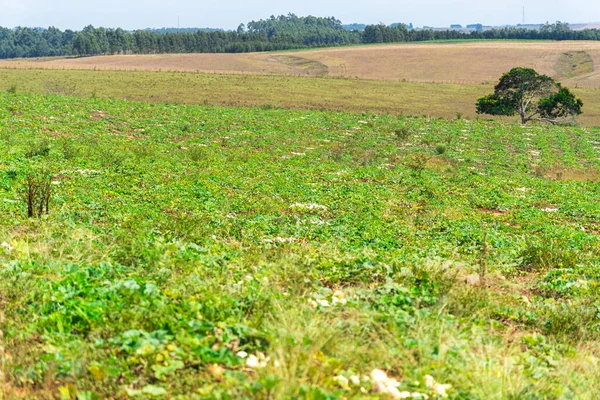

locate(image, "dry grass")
[[2, 68, 600, 126], [2, 41, 600, 88]]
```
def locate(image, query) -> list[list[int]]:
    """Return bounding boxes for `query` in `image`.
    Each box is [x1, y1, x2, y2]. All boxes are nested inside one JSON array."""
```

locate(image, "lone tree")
[[476, 67, 583, 125]]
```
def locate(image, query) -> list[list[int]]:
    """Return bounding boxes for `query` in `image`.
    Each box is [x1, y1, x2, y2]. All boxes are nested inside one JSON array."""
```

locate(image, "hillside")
[[3, 41, 600, 89], [1, 93, 600, 398]]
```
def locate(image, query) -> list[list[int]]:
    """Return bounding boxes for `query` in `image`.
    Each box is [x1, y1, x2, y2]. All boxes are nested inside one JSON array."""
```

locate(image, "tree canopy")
[[475, 67, 583, 125], [1, 18, 599, 59]]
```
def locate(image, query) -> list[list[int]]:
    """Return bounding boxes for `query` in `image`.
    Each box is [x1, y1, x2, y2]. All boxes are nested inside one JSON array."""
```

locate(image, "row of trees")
[[362, 22, 600, 44], [1, 17, 599, 59]]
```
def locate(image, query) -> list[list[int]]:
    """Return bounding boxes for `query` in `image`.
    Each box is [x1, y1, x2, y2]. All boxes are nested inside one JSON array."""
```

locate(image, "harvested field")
[[2, 41, 600, 87]]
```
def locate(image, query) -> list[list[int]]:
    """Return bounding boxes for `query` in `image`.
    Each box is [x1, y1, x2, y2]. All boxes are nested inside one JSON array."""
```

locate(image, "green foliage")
[[2, 18, 600, 60], [394, 125, 413, 141], [1, 92, 600, 397], [475, 93, 517, 116], [519, 240, 581, 272], [538, 86, 584, 123], [476, 67, 583, 124]]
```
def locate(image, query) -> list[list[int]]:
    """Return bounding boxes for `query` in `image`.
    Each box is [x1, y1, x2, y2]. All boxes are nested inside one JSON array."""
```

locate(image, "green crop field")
[[2, 68, 600, 127], [2, 91, 600, 398]]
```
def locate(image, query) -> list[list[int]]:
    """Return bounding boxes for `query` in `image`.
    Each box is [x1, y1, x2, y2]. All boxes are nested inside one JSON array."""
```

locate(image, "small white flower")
[[1, 242, 13, 251], [542, 207, 558, 213], [424, 375, 435, 388], [316, 299, 330, 308], [371, 369, 402, 397], [333, 375, 349, 388], [349, 375, 360, 385], [245, 353, 268, 369], [331, 296, 347, 306], [432, 383, 452, 398], [236, 351, 248, 359], [289, 203, 328, 211]]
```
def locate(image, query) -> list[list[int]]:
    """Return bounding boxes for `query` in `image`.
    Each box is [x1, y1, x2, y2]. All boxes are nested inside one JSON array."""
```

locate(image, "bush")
[[394, 125, 412, 142], [20, 172, 54, 218], [406, 153, 429, 175], [519, 240, 580, 272], [188, 146, 207, 163], [25, 138, 51, 158]]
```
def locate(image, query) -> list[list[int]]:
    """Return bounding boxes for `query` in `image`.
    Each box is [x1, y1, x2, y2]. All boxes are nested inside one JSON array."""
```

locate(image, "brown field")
[[1, 68, 600, 126], [2, 41, 600, 126], [2, 41, 600, 88]]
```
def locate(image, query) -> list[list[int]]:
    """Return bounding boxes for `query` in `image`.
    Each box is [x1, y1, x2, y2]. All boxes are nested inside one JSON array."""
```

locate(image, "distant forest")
[[0, 15, 599, 59]]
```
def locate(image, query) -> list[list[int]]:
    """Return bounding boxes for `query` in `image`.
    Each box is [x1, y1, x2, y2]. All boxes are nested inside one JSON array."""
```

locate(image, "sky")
[[1, 0, 599, 30]]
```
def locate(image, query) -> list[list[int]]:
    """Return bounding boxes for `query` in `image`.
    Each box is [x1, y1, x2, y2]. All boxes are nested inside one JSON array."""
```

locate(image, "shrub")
[[328, 142, 344, 162], [406, 153, 429, 174], [25, 138, 51, 158], [519, 240, 580, 272], [59, 139, 80, 160], [20, 172, 54, 218], [394, 125, 412, 142], [188, 146, 207, 162]]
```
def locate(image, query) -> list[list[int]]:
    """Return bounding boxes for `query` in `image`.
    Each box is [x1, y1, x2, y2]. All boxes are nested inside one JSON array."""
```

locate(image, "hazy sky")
[[2, 0, 599, 30]]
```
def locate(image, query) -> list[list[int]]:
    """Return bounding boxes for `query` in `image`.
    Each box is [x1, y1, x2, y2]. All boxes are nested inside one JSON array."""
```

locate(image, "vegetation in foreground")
[[1, 93, 600, 398], [2, 68, 600, 127]]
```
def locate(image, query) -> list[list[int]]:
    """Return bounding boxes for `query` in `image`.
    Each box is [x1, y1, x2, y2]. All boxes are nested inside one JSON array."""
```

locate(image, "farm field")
[[3, 41, 600, 88], [2, 92, 600, 398], [2, 68, 600, 127]]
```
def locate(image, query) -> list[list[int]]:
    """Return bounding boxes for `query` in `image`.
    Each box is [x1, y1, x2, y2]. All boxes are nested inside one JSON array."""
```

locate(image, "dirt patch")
[[544, 168, 600, 181], [89, 110, 111, 120], [478, 208, 509, 217]]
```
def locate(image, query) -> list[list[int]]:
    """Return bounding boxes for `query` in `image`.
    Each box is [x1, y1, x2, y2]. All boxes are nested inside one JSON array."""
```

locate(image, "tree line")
[[0, 16, 598, 59]]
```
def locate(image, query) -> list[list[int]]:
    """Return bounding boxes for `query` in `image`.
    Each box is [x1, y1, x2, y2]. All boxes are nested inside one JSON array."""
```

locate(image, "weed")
[[187, 146, 206, 162], [394, 125, 412, 142], [180, 122, 193, 133], [479, 230, 489, 283], [406, 153, 429, 174], [59, 139, 80, 160], [328, 142, 345, 161], [43, 81, 77, 96], [25, 138, 51, 158], [519, 240, 580, 272]]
